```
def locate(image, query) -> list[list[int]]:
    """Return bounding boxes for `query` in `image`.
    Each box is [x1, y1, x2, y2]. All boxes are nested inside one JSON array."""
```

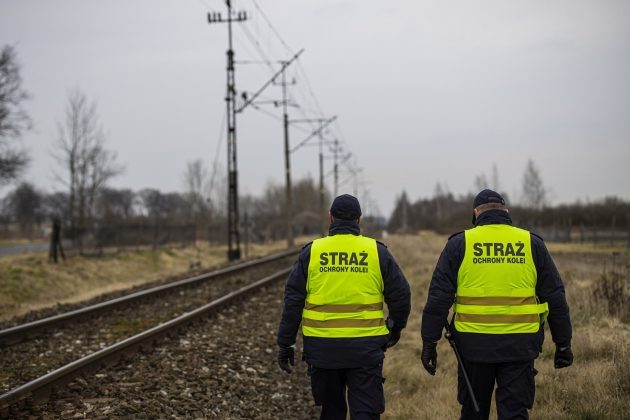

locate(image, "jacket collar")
[[328, 219, 361, 236], [474, 209, 513, 227]]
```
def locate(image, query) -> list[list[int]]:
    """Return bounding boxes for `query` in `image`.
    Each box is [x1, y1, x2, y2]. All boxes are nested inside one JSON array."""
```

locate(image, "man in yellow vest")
[[277, 194, 411, 420], [420, 189, 573, 419]]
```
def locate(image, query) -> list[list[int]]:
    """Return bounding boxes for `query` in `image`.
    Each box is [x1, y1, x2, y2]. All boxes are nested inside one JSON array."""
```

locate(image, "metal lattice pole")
[[208, 2, 247, 260]]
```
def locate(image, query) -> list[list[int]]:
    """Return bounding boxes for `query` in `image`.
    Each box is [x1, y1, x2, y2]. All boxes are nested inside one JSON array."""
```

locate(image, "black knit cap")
[[473, 189, 506, 208], [330, 194, 362, 220]]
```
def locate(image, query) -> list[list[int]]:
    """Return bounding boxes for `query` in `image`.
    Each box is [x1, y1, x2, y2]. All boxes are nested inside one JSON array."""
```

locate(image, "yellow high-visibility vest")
[[454, 224, 549, 334], [302, 234, 389, 338]]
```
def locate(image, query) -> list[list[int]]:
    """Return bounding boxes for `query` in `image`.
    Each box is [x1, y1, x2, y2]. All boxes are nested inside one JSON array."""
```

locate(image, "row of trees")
[[0, 175, 331, 246], [470, 159, 548, 210], [389, 189, 630, 237], [389, 159, 554, 232]]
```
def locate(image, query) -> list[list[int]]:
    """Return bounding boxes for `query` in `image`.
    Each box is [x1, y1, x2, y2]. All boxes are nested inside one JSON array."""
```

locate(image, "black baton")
[[444, 320, 480, 413]]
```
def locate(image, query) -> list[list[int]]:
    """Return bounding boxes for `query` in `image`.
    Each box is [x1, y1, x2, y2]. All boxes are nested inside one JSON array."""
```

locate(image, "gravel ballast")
[[11, 280, 319, 419], [0, 258, 293, 393]]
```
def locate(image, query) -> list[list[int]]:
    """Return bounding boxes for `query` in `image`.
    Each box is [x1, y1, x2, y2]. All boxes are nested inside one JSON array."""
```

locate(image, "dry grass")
[[0, 239, 33, 247], [0, 237, 311, 322], [2, 231, 627, 418], [381, 232, 630, 420]]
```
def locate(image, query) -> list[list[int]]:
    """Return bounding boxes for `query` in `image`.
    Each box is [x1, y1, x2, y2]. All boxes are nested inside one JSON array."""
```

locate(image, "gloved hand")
[[386, 328, 402, 348], [421, 341, 437, 375], [277, 345, 295, 373], [554, 345, 573, 369]]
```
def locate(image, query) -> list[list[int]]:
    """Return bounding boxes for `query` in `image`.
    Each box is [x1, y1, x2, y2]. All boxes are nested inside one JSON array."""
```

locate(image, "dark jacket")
[[277, 219, 411, 369], [421, 210, 572, 363]]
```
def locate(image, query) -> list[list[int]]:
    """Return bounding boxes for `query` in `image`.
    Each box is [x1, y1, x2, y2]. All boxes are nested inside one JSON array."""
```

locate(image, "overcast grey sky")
[[1, 0, 629, 217]]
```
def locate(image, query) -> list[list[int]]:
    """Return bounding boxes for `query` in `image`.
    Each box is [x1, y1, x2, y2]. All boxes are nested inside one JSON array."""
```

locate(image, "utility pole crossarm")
[[207, 11, 248, 24], [290, 116, 337, 153], [236, 49, 305, 113]]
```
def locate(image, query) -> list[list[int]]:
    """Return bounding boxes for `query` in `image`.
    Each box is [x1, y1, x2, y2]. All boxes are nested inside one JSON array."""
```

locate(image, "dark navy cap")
[[473, 189, 506, 209], [330, 194, 362, 220]]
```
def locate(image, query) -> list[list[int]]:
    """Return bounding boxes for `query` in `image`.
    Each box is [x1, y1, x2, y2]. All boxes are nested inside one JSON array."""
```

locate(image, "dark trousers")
[[308, 364, 385, 420], [458, 359, 536, 420]]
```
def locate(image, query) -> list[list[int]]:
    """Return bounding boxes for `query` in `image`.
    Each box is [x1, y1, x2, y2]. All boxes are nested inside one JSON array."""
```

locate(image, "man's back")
[[278, 219, 410, 368], [420, 189, 573, 420], [277, 194, 411, 420]]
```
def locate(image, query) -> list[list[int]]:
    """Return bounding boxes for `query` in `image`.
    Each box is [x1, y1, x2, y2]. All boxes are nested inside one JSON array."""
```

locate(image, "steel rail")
[[0, 249, 298, 346], [0, 266, 292, 417]]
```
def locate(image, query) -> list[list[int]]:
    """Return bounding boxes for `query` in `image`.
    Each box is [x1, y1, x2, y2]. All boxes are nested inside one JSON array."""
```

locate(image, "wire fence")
[[522, 222, 630, 248], [92, 223, 198, 251]]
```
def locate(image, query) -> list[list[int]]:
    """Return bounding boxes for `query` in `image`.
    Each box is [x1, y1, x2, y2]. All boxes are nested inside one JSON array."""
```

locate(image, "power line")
[[244, 0, 324, 133], [249, 104, 313, 135], [238, 18, 277, 75], [237, 0, 346, 140], [249, 0, 295, 55], [295, 60, 326, 117], [231, 27, 262, 67]]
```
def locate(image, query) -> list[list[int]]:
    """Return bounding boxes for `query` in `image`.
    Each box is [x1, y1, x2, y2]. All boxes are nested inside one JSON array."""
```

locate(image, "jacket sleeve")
[[421, 233, 463, 343], [378, 243, 411, 331], [276, 244, 310, 348], [532, 234, 572, 347]]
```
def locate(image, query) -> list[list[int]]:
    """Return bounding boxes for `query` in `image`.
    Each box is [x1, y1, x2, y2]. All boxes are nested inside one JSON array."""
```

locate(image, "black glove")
[[386, 328, 402, 348], [277, 345, 295, 373], [421, 341, 437, 376], [554, 345, 573, 369]]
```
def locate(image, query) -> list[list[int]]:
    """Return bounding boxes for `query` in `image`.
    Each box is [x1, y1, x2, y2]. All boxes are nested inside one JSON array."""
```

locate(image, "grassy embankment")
[[0, 238, 310, 322], [381, 232, 629, 420]]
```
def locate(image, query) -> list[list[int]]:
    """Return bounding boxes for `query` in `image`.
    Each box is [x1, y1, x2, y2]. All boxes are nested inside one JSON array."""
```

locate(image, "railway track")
[[3, 272, 316, 419], [0, 250, 299, 415], [0, 249, 297, 347]]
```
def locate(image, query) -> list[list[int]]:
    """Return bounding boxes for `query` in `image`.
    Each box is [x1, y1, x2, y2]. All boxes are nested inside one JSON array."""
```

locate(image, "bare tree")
[[182, 159, 210, 221], [5, 182, 43, 238], [183, 160, 208, 198], [54, 88, 123, 246], [434, 182, 447, 221], [0, 45, 31, 184], [41, 191, 69, 221], [207, 160, 226, 217], [139, 188, 163, 220], [388, 191, 411, 232], [491, 163, 500, 192], [473, 173, 489, 192], [139, 189, 189, 224], [521, 158, 547, 209], [96, 188, 135, 221], [86, 142, 123, 220]]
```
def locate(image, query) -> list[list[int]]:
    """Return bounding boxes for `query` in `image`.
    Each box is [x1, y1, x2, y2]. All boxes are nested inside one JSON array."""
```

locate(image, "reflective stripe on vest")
[[455, 225, 549, 334], [302, 234, 389, 338]]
